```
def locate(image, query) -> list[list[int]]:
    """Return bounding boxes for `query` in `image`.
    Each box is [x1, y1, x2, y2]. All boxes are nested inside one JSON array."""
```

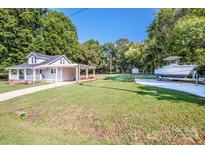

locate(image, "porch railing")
[[10, 75, 18, 80], [26, 74, 42, 81], [10, 74, 42, 81]]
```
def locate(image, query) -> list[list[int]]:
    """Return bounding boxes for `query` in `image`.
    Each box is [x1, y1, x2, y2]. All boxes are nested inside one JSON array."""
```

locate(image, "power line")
[[68, 8, 88, 17]]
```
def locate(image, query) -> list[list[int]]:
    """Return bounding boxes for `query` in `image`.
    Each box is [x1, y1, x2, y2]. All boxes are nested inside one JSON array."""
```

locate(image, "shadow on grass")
[[80, 83, 205, 106]]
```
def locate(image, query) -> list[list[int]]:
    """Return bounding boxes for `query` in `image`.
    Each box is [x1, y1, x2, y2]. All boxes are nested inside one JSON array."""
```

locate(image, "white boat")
[[154, 56, 197, 80]]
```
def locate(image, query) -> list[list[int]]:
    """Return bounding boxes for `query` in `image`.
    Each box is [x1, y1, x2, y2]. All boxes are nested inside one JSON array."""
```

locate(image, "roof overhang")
[[6, 62, 96, 70], [163, 56, 182, 61], [78, 64, 96, 69], [37, 63, 96, 69]]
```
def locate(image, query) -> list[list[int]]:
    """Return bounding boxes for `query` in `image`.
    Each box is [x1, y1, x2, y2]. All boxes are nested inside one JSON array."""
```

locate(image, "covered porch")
[[7, 64, 96, 84], [8, 68, 43, 83]]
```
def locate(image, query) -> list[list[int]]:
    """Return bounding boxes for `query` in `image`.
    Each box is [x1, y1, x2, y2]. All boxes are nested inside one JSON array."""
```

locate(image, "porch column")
[[86, 69, 88, 78], [93, 69, 95, 77], [24, 69, 27, 80], [61, 68, 63, 81], [75, 67, 79, 81], [17, 69, 19, 80], [8, 69, 11, 82], [79, 68, 81, 81], [55, 67, 58, 82], [33, 69, 36, 82]]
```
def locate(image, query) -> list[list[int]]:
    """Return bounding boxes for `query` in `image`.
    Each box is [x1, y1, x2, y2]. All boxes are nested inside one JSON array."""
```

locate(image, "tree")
[[144, 8, 205, 74], [40, 10, 79, 58], [79, 39, 103, 68], [0, 9, 79, 77], [115, 38, 131, 73], [124, 42, 145, 71], [101, 42, 118, 74], [166, 16, 205, 65]]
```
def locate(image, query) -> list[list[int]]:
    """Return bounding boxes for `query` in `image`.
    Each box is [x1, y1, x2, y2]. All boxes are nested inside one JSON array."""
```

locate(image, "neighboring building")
[[6, 52, 96, 84], [131, 68, 139, 74]]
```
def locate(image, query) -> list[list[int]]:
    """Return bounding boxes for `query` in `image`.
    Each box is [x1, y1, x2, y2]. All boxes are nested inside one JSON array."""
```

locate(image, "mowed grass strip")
[[0, 80, 48, 94], [0, 77, 204, 144]]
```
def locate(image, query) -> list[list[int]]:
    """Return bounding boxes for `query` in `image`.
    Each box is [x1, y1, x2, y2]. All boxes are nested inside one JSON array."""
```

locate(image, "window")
[[60, 58, 65, 64], [40, 69, 42, 74], [31, 57, 34, 64], [31, 57, 36, 64], [51, 69, 56, 74]]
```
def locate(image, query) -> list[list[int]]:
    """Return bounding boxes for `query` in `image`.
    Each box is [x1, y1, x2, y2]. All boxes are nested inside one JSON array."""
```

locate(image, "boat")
[[154, 56, 197, 80]]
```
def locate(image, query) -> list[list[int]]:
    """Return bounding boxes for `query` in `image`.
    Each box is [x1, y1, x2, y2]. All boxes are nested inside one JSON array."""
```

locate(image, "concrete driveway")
[[0, 82, 75, 102], [135, 79, 205, 98]]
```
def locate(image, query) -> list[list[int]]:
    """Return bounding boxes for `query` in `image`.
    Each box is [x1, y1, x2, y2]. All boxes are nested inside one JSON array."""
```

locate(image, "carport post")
[[61, 67, 63, 81], [17, 69, 19, 80], [24, 69, 27, 80], [33, 69, 36, 83], [75, 67, 79, 81], [55, 67, 58, 82], [8, 69, 11, 83], [93, 69, 95, 77], [86, 69, 88, 78], [79, 68, 81, 81]]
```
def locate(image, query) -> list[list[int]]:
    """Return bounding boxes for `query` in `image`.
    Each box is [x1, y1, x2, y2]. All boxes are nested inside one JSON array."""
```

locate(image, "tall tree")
[[115, 38, 131, 73], [144, 8, 205, 74], [102, 42, 117, 74], [79, 39, 103, 67], [0, 9, 79, 77]]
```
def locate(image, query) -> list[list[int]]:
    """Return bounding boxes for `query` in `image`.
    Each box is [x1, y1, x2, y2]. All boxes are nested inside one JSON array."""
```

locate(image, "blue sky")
[[55, 8, 159, 44]]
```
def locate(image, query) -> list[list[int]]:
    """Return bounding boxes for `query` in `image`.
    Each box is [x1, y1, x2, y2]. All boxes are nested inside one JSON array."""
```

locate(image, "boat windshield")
[[166, 60, 180, 66]]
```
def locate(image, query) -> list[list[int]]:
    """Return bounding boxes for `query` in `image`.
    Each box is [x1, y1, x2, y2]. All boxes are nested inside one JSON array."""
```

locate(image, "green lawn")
[[0, 80, 48, 94], [97, 73, 155, 81], [0, 76, 204, 144]]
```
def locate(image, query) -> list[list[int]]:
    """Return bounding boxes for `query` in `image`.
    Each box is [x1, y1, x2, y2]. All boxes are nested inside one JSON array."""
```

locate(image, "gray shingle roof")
[[7, 52, 96, 70], [31, 52, 61, 59], [7, 52, 62, 69]]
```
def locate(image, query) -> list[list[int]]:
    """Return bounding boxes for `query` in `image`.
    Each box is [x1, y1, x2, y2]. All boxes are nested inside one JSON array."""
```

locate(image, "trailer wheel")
[[156, 75, 162, 81]]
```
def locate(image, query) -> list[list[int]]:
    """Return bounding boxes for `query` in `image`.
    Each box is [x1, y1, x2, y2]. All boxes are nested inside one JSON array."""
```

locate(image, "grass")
[[0, 80, 48, 94], [135, 74, 155, 79], [0, 75, 204, 144], [99, 73, 155, 81], [104, 74, 135, 82]]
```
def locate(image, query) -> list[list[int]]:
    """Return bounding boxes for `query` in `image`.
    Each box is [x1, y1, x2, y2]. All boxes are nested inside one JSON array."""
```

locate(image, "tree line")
[[0, 8, 205, 77]]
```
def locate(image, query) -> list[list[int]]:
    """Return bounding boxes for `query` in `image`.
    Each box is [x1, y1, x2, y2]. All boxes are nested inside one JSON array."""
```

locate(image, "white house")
[[7, 52, 96, 83]]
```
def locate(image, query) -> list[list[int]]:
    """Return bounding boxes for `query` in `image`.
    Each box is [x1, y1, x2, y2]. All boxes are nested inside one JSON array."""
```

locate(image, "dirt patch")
[[144, 125, 205, 144], [28, 112, 40, 122], [171, 126, 205, 144]]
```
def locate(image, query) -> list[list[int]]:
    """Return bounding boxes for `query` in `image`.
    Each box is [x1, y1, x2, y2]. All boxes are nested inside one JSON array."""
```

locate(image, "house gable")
[[27, 52, 48, 64], [48, 55, 72, 66]]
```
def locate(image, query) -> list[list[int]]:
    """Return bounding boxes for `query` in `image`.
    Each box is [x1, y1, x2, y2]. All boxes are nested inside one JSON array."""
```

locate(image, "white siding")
[[42, 68, 56, 81], [41, 68, 63, 81], [28, 55, 35, 64], [24, 67, 75, 82]]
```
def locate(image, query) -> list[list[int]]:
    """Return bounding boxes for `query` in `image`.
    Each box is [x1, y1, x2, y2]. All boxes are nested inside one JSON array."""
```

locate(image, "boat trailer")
[[156, 70, 200, 85]]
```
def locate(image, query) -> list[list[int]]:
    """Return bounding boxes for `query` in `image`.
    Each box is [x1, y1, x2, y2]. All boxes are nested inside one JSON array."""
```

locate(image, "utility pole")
[[109, 55, 112, 75]]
